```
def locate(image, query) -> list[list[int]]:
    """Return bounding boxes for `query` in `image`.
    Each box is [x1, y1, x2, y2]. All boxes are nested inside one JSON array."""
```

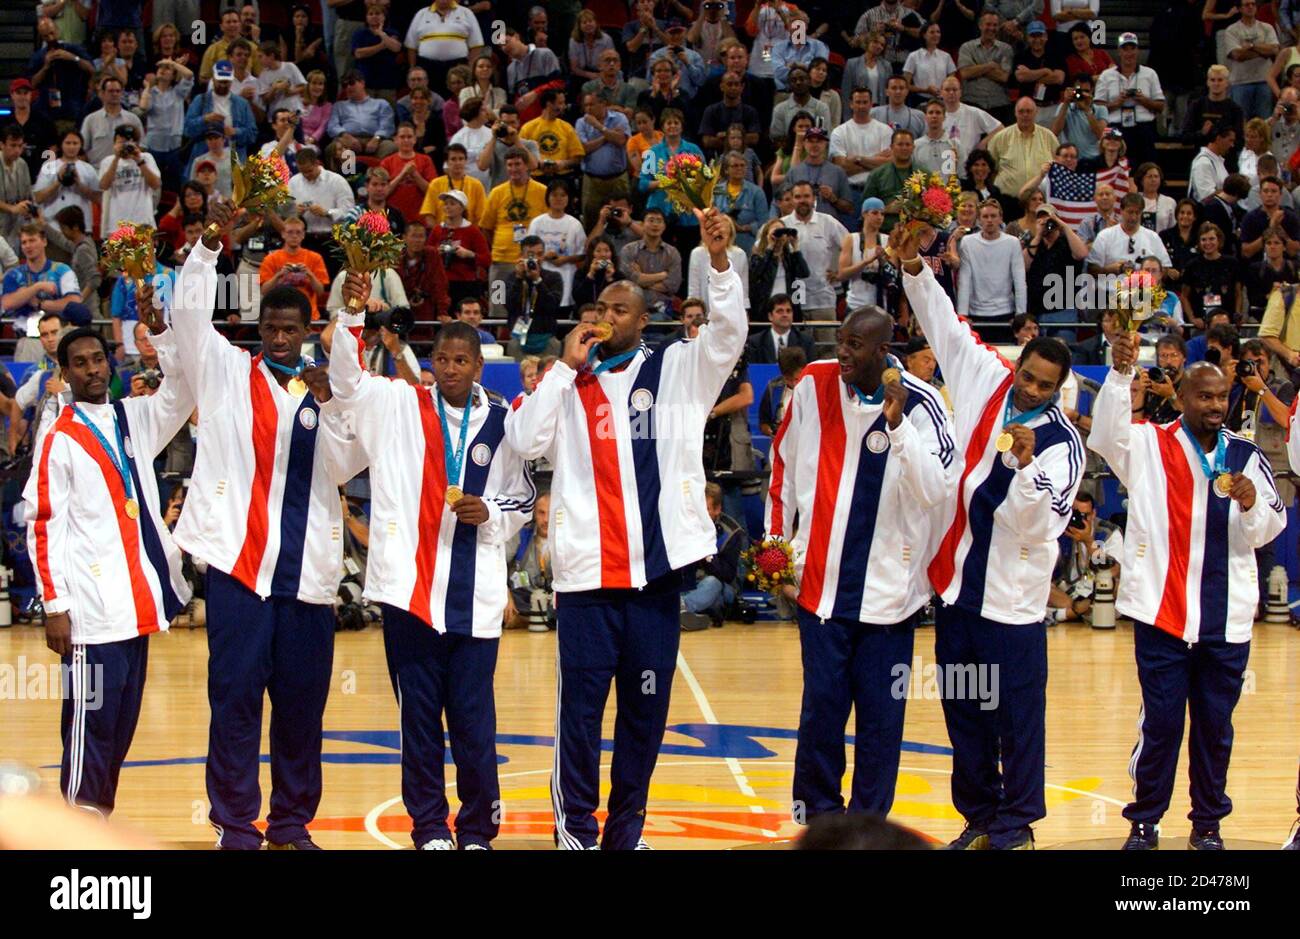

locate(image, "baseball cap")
[[1027, 21, 1047, 36], [804, 126, 829, 141], [203, 123, 225, 139], [10, 77, 33, 93], [1036, 203, 1058, 217], [60, 301, 92, 327], [1118, 32, 1139, 48], [438, 189, 469, 209], [665, 17, 688, 30], [213, 59, 234, 81], [861, 196, 886, 213], [903, 335, 931, 356], [195, 158, 217, 173], [1103, 127, 1124, 140]]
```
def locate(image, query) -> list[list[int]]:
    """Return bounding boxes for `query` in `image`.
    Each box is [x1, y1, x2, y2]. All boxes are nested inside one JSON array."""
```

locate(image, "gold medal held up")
[[995, 431, 1014, 453], [124, 498, 140, 520], [882, 367, 901, 386], [287, 376, 307, 398], [1214, 473, 1234, 496], [445, 485, 464, 506]]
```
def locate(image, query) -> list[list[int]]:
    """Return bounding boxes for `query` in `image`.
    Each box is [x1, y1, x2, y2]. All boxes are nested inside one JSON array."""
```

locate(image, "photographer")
[[96, 125, 160, 237], [572, 235, 626, 309], [1023, 203, 1089, 340], [507, 491, 554, 632], [258, 214, 328, 319], [585, 196, 642, 257], [1048, 493, 1122, 625], [480, 104, 540, 189], [680, 482, 745, 631], [427, 189, 489, 311], [505, 235, 563, 358], [121, 321, 164, 398], [750, 217, 812, 320], [1134, 333, 1187, 424], [1046, 78, 1108, 161], [838, 197, 895, 313], [1230, 339, 1296, 437], [396, 224, 451, 326]]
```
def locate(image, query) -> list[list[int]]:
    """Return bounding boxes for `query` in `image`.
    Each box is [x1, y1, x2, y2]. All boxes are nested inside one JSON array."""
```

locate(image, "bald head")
[[838, 306, 894, 390], [842, 306, 894, 344], [1179, 361, 1230, 436]]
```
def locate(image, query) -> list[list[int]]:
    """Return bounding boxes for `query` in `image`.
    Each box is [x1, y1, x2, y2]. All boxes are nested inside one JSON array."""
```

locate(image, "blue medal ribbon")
[[1179, 420, 1227, 481], [71, 404, 134, 504], [848, 355, 903, 406], [588, 344, 640, 376], [263, 355, 310, 378], [1003, 390, 1054, 430], [436, 388, 472, 488]]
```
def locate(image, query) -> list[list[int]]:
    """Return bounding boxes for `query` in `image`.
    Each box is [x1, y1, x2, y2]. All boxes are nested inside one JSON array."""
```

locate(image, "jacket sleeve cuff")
[[43, 597, 71, 615]]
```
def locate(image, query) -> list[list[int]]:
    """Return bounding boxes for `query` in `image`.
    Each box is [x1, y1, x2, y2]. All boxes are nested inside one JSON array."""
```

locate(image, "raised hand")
[[301, 364, 331, 402], [1007, 423, 1036, 468]]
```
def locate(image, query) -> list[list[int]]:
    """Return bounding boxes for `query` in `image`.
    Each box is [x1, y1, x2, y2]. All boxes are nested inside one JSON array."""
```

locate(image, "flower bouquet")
[[1111, 268, 1167, 332], [331, 211, 404, 311], [887, 171, 961, 260], [742, 537, 797, 595], [654, 152, 720, 215], [103, 223, 157, 291], [204, 151, 293, 240]]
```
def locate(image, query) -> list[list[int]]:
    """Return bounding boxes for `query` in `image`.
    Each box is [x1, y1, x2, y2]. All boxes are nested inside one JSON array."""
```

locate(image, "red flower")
[[268, 154, 290, 184], [107, 225, 137, 242], [666, 153, 701, 174], [921, 188, 953, 215], [356, 211, 390, 235], [754, 545, 790, 577]]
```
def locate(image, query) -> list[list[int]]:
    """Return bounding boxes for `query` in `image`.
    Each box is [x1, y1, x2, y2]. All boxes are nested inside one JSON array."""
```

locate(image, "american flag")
[[1046, 162, 1097, 229]]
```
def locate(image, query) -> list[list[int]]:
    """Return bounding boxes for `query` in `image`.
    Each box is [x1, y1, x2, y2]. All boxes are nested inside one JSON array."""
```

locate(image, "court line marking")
[[674, 649, 776, 835], [361, 761, 1128, 849]]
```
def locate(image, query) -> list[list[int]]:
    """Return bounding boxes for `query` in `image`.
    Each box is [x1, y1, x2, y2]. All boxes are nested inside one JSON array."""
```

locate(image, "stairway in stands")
[[0, 7, 36, 119]]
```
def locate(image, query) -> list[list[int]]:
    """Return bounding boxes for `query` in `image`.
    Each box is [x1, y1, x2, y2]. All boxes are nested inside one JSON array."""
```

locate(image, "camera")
[[609, 207, 624, 218], [439, 240, 456, 256], [494, 122, 511, 139], [776, 227, 798, 239], [59, 165, 76, 186], [1044, 218, 1058, 233], [1205, 347, 1221, 366], [704, 1, 724, 8], [861, 267, 880, 284], [1239, 359, 1256, 377], [364, 304, 413, 337], [139, 368, 162, 390], [1069, 509, 1088, 531], [596, 258, 610, 271], [526, 257, 539, 273]]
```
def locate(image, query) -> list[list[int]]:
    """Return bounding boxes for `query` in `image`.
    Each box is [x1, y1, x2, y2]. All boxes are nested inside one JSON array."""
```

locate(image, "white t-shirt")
[[688, 245, 750, 311], [527, 211, 587, 306], [943, 102, 1002, 154], [451, 123, 495, 191], [97, 152, 160, 235], [903, 47, 956, 96], [829, 118, 894, 186], [404, 4, 484, 62], [34, 158, 100, 228], [781, 210, 849, 310], [257, 61, 308, 116]]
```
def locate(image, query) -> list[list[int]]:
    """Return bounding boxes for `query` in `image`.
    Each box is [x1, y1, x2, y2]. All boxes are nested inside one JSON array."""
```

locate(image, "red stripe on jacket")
[[409, 389, 449, 625], [575, 373, 632, 589], [796, 366, 847, 613], [33, 424, 61, 604], [1153, 422, 1195, 638], [229, 356, 280, 593]]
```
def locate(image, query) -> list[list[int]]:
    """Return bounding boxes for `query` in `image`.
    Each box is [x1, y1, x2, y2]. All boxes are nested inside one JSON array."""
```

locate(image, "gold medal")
[[995, 431, 1014, 453], [287, 376, 308, 398], [124, 498, 140, 520], [589, 321, 613, 342], [1214, 473, 1234, 497], [445, 485, 464, 506], [882, 367, 901, 385]]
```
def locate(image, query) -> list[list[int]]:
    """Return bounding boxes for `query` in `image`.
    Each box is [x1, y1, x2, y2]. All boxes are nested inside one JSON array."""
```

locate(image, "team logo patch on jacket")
[[630, 388, 655, 412], [472, 442, 492, 466], [866, 431, 889, 453]]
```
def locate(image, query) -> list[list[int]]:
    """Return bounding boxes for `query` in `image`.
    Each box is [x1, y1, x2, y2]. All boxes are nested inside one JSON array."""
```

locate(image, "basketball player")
[[895, 227, 1084, 850], [1095, 333, 1286, 850], [321, 279, 535, 850], [504, 207, 747, 850], [24, 280, 194, 816], [767, 309, 958, 820], [166, 202, 366, 850]]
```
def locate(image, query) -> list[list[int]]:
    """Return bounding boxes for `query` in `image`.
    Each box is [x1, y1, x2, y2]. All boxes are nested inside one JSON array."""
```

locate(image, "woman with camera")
[[837, 197, 893, 312], [712, 150, 768, 255], [571, 236, 626, 309], [31, 131, 99, 234], [750, 217, 811, 319]]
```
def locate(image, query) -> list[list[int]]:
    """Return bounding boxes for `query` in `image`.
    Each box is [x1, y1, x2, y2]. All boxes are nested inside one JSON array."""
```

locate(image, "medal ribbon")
[[263, 355, 310, 378], [848, 354, 903, 405], [1002, 389, 1053, 431], [588, 345, 640, 376], [436, 388, 472, 489], [71, 404, 134, 505], [1179, 420, 1227, 481]]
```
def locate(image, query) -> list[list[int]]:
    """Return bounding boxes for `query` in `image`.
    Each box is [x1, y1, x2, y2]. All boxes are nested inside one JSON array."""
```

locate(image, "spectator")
[[505, 234, 562, 357], [329, 0, 370, 83], [0, 129, 34, 254], [1135, 162, 1177, 232], [419, 143, 487, 228], [688, 0, 738, 70], [940, 74, 1003, 156], [748, 0, 800, 79], [1013, 20, 1065, 106], [1043, 76, 1108, 163], [1198, 171, 1252, 258], [256, 40, 308, 119], [185, 128, 234, 199], [638, 108, 705, 255], [914, 98, 967, 179], [1269, 86, 1300, 171], [625, 105, 664, 180], [1095, 127, 1133, 194], [841, 30, 892, 109], [527, 182, 587, 312], [648, 17, 707, 99], [957, 11, 1014, 124], [746, 292, 816, 364], [520, 90, 585, 188], [786, 126, 856, 225], [1088, 192, 1173, 275], [97, 126, 160, 237], [987, 97, 1059, 196], [1245, 226, 1298, 318], [1161, 197, 1203, 281], [1094, 32, 1166, 167], [1069, 306, 1123, 365], [226, 38, 264, 124], [772, 11, 830, 93], [638, 54, 696, 128], [404, 0, 484, 96], [2, 221, 82, 361], [428, 189, 490, 311], [200, 9, 248, 83], [325, 70, 397, 170], [441, 64, 471, 138], [808, 57, 843, 130], [455, 295, 498, 349], [502, 27, 564, 125], [287, 145, 355, 260], [713, 151, 769, 255], [862, 129, 918, 233], [152, 21, 195, 73], [37, 205, 99, 318], [182, 59, 258, 161], [569, 10, 615, 87], [1239, 116, 1273, 184], [873, 74, 926, 137], [905, 22, 957, 104], [830, 88, 895, 205], [619, 207, 683, 317], [461, 54, 506, 124], [1063, 21, 1114, 85], [1184, 64, 1246, 152], [300, 69, 333, 147], [31, 13, 95, 120], [1181, 222, 1241, 327], [770, 66, 832, 142], [572, 235, 626, 309], [699, 71, 762, 157], [750, 216, 812, 318], [1224, 0, 1280, 120], [259, 214, 329, 319], [14, 311, 66, 414], [289, 5, 329, 82], [582, 49, 641, 119], [852, 0, 924, 73], [687, 214, 749, 312], [1024, 203, 1090, 339], [838, 197, 894, 311], [80, 75, 142, 167], [679, 482, 744, 630], [1240, 175, 1300, 259], [350, 2, 403, 105], [31, 130, 98, 240], [781, 179, 849, 332], [5, 78, 57, 182], [481, 104, 541, 190], [1076, 181, 1121, 243], [758, 343, 807, 436], [957, 198, 1027, 335], [481, 147, 548, 319], [342, 165, 406, 237], [381, 124, 438, 226], [324, 258, 408, 322], [139, 58, 194, 194], [404, 87, 449, 166]]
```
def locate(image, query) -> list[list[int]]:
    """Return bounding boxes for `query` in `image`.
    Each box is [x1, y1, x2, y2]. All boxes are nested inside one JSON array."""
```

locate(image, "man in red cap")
[[6, 78, 57, 179]]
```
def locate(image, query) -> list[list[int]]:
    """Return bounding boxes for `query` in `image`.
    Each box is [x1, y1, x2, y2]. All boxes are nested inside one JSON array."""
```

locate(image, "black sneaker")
[[1188, 828, 1224, 851], [680, 612, 711, 632], [999, 829, 1035, 850], [266, 836, 322, 850], [947, 825, 990, 850], [1122, 822, 1159, 850]]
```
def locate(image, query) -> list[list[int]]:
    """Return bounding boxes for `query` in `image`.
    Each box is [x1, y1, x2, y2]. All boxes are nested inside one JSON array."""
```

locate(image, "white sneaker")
[[420, 838, 455, 850], [634, 837, 653, 850], [462, 843, 489, 851]]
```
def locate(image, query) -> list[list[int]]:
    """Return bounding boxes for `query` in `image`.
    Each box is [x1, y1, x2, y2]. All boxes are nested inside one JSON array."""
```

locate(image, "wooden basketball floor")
[[2, 618, 1298, 849]]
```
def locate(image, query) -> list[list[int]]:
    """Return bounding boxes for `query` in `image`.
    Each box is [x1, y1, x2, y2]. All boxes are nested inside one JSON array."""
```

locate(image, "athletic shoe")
[[680, 612, 711, 632], [1188, 829, 1224, 851], [946, 825, 990, 850], [999, 829, 1035, 850], [634, 837, 654, 850], [420, 838, 455, 850], [1122, 822, 1159, 850], [266, 836, 321, 850], [460, 843, 491, 851]]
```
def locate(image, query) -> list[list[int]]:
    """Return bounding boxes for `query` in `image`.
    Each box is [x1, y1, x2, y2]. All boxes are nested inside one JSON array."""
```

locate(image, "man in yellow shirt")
[[986, 97, 1058, 196], [1259, 283, 1300, 375], [418, 143, 487, 227], [200, 9, 262, 82], [479, 147, 548, 320], [520, 89, 585, 190]]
